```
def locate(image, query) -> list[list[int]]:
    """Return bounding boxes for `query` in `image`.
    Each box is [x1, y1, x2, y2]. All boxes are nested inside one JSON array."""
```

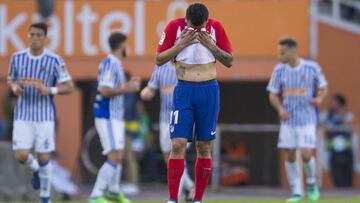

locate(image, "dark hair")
[[185, 3, 209, 27], [333, 93, 346, 106], [29, 22, 48, 36], [108, 32, 127, 52], [278, 37, 298, 48]]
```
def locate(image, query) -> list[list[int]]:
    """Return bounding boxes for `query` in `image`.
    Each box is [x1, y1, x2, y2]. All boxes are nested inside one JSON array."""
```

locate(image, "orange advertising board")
[[0, 0, 309, 57]]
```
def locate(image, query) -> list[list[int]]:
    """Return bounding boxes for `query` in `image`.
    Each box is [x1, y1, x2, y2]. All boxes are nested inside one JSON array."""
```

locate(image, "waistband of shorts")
[[177, 79, 218, 87]]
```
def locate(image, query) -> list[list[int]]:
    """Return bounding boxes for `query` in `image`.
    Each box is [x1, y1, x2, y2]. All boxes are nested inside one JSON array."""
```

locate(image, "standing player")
[[7, 22, 74, 203], [140, 62, 194, 202], [155, 3, 233, 203], [90, 32, 140, 203], [267, 38, 327, 202]]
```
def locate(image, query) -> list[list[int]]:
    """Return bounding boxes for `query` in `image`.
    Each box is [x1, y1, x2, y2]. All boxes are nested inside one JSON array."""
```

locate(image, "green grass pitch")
[[2, 199, 360, 203]]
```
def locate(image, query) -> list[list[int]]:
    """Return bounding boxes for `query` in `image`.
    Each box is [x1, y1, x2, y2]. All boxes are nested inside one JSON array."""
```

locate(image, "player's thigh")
[[194, 84, 219, 141], [170, 86, 194, 140], [12, 120, 36, 151], [278, 124, 297, 149], [160, 122, 172, 153], [34, 121, 55, 153], [297, 124, 317, 149], [95, 118, 125, 155]]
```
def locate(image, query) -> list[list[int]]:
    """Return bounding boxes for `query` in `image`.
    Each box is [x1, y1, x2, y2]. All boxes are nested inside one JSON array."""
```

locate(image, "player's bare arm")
[[269, 92, 289, 120], [156, 30, 198, 66], [140, 86, 156, 101], [99, 77, 140, 98], [310, 87, 328, 107], [198, 31, 233, 68]]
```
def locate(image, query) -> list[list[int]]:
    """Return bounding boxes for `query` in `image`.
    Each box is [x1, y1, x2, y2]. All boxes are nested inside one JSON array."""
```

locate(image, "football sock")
[[193, 157, 212, 201], [285, 161, 302, 196], [304, 157, 317, 185], [109, 163, 122, 194], [178, 163, 194, 199], [39, 160, 52, 198], [25, 154, 39, 171], [168, 158, 185, 201], [90, 160, 117, 198]]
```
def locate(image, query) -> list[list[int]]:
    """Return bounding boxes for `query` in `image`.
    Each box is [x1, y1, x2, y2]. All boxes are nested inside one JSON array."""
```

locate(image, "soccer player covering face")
[[90, 32, 140, 203], [7, 22, 74, 203], [156, 3, 233, 203], [140, 62, 194, 202], [267, 38, 328, 202]]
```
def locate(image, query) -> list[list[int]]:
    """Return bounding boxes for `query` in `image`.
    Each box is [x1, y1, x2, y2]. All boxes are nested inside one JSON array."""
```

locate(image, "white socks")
[[25, 154, 40, 171], [109, 164, 122, 194], [285, 161, 302, 196], [39, 161, 52, 198], [178, 165, 194, 199], [304, 157, 317, 185], [90, 161, 117, 198]]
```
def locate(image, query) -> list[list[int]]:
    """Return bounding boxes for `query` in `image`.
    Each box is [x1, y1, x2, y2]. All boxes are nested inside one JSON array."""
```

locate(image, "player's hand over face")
[[278, 107, 290, 120], [35, 83, 51, 96], [10, 83, 24, 96], [198, 31, 216, 51], [178, 30, 198, 48]]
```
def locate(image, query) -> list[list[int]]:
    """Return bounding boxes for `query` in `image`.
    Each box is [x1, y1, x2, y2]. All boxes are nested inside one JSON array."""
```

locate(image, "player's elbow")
[[155, 53, 167, 66]]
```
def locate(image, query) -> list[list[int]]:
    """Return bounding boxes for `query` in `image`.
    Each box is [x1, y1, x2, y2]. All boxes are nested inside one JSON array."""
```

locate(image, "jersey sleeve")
[[54, 56, 72, 83], [7, 54, 17, 80], [266, 67, 282, 94], [156, 20, 178, 53], [214, 21, 232, 53], [147, 66, 161, 89], [314, 63, 327, 88], [98, 62, 118, 88]]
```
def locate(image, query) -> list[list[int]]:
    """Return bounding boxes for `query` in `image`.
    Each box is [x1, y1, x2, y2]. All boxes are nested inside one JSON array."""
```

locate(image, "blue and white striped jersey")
[[8, 49, 72, 121], [148, 62, 177, 123], [93, 54, 126, 120], [267, 58, 328, 126]]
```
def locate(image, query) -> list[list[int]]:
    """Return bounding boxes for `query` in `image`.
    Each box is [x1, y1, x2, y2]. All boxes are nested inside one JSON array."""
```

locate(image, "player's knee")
[[196, 142, 212, 158], [107, 150, 123, 164], [37, 153, 50, 164], [15, 151, 30, 163], [301, 150, 313, 162], [285, 150, 296, 162], [171, 139, 187, 157]]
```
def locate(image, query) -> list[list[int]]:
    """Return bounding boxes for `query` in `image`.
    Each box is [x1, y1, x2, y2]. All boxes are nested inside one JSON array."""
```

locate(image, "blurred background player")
[[90, 32, 141, 203], [319, 94, 355, 187], [155, 3, 233, 203], [267, 38, 328, 202], [140, 62, 194, 201], [7, 22, 74, 203]]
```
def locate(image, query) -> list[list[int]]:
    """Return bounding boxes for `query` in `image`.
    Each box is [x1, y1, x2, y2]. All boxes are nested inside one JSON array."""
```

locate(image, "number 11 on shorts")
[[170, 110, 179, 125]]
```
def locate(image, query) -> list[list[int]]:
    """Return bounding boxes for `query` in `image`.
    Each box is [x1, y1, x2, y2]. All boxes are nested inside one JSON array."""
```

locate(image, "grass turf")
[[2, 199, 360, 203]]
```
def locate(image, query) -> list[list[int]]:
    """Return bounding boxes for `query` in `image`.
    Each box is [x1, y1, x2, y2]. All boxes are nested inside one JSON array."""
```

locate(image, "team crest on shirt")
[[159, 32, 166, 45]]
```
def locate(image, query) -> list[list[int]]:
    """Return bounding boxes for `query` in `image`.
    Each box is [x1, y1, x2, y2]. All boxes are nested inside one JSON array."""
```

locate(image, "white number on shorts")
[[170, 110, 179, 124]]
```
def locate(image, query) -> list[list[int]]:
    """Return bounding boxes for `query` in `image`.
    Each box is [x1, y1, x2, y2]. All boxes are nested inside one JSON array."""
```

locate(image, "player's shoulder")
[[168, 18, 185, 26], [302, 58, 321, 71], [45, 49, 64, 64], [11, 49, 27, 58], [273, 63, 286, 71], [207, 18, 224, 28]]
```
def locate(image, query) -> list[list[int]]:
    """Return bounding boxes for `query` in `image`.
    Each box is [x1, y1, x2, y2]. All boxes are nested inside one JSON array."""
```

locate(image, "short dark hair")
[[278, 37, 298, 48], [333, 93, 346, 106], [29, 22, 48, 36], [186, 3, 209, 27], [108, 32, 127, 52]]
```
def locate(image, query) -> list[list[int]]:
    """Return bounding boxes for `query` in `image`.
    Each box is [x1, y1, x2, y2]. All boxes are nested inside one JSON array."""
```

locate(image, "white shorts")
[[95, 118, 125, 155], [12, 120, 55, 153], [278, 124, 317, 149], [160, 122, 172, 153]]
